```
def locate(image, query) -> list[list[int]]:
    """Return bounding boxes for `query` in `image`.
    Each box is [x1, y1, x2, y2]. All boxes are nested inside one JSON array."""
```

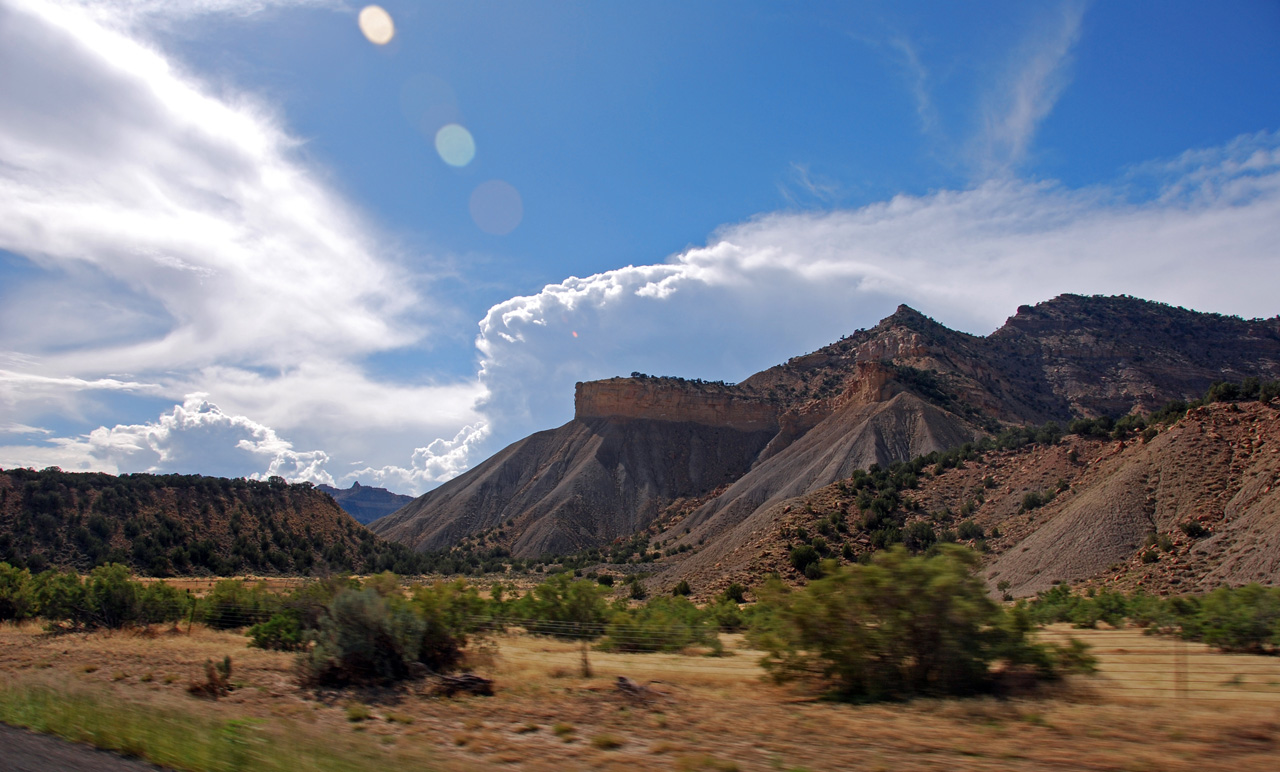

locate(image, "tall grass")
[[0, 676, 437, 772]]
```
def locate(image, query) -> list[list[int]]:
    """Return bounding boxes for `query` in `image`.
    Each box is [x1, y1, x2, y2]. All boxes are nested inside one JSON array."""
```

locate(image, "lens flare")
[[400, 74, 460, 138], [469, 180, 523, 235], [435, 124, 476, 167], [358, 6, 395, 45]]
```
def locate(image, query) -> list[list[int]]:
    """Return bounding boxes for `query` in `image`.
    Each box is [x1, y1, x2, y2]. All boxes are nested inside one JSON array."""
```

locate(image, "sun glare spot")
[[572, 331, 578, 338], [470, 180, 523, 235], [435, 124, 476, 167], [358, 5, 395, 45]]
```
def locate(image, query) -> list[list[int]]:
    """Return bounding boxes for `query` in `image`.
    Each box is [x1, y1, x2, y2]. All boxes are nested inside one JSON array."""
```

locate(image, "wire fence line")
[[1037, 629, 1280, 704]]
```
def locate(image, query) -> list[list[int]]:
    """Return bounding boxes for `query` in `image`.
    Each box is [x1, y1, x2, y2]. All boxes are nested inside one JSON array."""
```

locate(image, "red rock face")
[[574, 379, 782, 432]]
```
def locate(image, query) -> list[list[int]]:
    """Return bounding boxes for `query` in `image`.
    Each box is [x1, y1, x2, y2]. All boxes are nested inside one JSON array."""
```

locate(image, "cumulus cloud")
[[346, 421, 492, 493], [0, 394, 335, 482], [471, 131, 1280, 453]]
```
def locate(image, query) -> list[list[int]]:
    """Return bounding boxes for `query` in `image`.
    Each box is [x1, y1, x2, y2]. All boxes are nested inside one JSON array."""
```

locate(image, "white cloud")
[[0, 422, 51, 436], [0, 0, 420, 379], [347, 421, 491, 493], [0, 0, 487, 491], [0, 394, 335, 482], [977, 1, 1087, 175], [62, 0, 341, 29]]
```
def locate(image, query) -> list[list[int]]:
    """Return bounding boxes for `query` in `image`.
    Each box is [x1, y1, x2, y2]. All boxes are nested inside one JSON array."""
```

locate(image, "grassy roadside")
[[0, 674, 440, 772]]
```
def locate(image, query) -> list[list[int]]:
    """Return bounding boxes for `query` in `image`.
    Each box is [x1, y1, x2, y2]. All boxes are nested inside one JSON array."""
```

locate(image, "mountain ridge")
[[372, 294, 1280, 558]]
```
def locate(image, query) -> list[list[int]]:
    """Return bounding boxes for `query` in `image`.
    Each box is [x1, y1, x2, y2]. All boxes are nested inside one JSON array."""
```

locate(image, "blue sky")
[[1, 0, 1278, 494]]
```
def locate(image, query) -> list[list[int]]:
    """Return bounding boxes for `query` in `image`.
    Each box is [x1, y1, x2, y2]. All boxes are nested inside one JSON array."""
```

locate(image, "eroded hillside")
[[656, 400, 1280, 600]]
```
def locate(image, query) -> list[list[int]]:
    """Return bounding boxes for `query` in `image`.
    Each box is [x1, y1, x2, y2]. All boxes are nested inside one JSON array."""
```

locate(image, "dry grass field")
[[2, 622, 1279, 772]]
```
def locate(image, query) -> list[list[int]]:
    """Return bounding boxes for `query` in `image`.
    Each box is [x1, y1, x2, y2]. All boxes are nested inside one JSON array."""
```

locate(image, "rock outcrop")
[[575, 379, 780, 432]]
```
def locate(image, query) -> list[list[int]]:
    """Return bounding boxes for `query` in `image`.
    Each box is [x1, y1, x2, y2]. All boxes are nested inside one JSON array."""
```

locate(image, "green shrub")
[[672, 580, 692, 597], [407, 580, 486, 670], [706, 597, 747, 632], [512, 574, 610, 638], [29, 570, 85, 624], [0, 563, 33, 622], [600, 596, 718, 653], [137, 581, 189, 624], [81, 564, 140, 628], [629, 580, 648, 601], [1179, 521, 1208, 539], [903, 521, 936, 553], [721, 583, 747, 604], [749, 547, 1074, 700], [200, 579, 276, 630], [300, 588, 425, 686], [248, 613, 305, 652], [1194, 584, 1280, 654], [789, 545, 819, 573]]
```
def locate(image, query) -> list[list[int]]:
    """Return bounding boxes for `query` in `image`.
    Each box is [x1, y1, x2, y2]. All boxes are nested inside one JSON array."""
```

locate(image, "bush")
[[137, 580, 189, 624], [407, 580, 486, 670], [789, 545, 820, 574], [513, 574, 610, 638], [672, 580, 692, 596], [749, 547, 1077, 700], [706, 597, 747, 632], [200, 579, 276, 630], [721, 583, 747, 604], [1194, 584, 1280, 654], [1179, 521, 1208, 539], [300, 588, 426, 686], [248, 613, 305, 651], [0, 563, 33, 622], [81, 564, 140, 628], [29, 570, 85, 624], [903, 521, 936, 553], [599, 596, 718, 653]]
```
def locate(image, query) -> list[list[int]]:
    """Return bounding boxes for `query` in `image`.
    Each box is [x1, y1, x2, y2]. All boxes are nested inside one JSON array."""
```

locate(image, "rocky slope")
[[316, 481, 412, 525], [656, 399, 1280, 600], [374, 294, 1280, 560]]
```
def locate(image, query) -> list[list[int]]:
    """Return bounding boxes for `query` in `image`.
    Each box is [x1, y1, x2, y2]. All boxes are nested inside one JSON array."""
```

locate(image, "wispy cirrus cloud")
[[0, 0, 483, 490], [976, 1, 1087, 175]]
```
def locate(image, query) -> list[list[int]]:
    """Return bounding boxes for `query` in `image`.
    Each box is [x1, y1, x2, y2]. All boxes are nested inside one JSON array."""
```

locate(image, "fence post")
[[580, 638, 592, 678], [187, 590, 196, 635], [1174, 633, 1188, 700]]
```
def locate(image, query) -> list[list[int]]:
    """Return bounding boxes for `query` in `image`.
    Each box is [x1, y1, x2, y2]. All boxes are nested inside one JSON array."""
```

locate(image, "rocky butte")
[[371, 294, 1280, 563]]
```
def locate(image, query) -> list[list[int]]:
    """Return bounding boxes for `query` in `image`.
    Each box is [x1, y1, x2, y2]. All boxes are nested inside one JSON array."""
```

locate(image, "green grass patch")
[[0, 676, 437, 772]]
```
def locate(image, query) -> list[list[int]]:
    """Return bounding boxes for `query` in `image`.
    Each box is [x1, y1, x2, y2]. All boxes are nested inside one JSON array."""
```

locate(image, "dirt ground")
[[2, 623, 1279, 772]]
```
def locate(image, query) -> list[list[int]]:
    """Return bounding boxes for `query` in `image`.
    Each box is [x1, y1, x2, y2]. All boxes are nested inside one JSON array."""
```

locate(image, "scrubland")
[[3, 622, 1279, 772]]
